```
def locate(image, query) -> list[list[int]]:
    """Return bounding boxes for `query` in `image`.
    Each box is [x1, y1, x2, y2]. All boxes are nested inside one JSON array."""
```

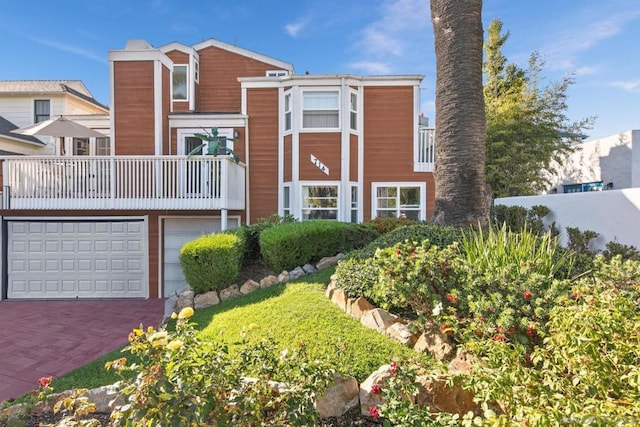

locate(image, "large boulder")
[[315, 373, 360, 419]]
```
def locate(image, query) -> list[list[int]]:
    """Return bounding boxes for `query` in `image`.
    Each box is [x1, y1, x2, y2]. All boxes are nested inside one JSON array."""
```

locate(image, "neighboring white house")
[[547, 130, 640, 194]]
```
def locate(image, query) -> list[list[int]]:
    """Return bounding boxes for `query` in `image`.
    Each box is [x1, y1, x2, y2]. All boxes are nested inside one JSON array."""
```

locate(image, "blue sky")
[[1, 0, 638, 141]]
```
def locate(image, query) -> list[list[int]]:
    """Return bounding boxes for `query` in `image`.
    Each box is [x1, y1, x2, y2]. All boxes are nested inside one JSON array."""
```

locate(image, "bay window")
[[302, 91, 339, 129], [302, 185, 338, 220]]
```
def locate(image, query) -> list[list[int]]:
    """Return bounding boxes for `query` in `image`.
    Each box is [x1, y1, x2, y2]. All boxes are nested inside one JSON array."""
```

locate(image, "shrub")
[[602, 239, 640, 262], [463, 256, 640, 425], [333, 257, 379, 302], [492, 204, 552, 235], [107, 307, 335, 426], [259, 221, 375, 272], [364, 216, 417, 234], [179, 232, 243, 293], [346, 224, 462, 261], [232, 214, 298, 263]]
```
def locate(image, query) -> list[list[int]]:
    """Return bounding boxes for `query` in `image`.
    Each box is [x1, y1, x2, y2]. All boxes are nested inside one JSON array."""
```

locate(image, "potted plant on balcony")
[[188, 127, 240, 163]]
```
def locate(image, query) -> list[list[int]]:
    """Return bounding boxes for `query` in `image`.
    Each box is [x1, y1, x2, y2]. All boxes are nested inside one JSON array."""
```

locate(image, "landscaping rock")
[[277, 271, 290, 283], [193, 291, 220, 309], [346, 297, 374, 319], [83, 383, 123, 413], [448, 349, 477, 374], [415, 375, 479, 416], [325, 281, 336, 299], [289, 266, 305, 280], [259, 275, 279, 288], [360, 308, 402, 334], [316, 253, 345, 270], [330, 288, 348, 311], [359, 364, 394, 416], [315, 373, 360, 419], [386, 322, 418, 347], [240, 279, 260, 295], [174, 296, 194, 312], [302, 263, 317, 275], [164, 295, 178, 318], [414, 322, 454, 361], [219, 284, 242, 301]]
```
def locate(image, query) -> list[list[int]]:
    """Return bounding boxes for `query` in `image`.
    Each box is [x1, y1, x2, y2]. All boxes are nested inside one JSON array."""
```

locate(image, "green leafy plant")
[[364, 216, 417, 235], [179, 232, 243, 293], [107, 307, 336, 426], [188, 127, 240, 163]]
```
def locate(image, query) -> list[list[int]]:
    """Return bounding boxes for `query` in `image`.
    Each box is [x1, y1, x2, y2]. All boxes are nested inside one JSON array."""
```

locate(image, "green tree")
[[431, 0, 490, 227], [484, 19, 593, 198]]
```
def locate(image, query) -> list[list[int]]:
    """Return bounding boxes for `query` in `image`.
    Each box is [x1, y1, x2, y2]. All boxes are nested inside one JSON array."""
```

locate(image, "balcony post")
[[221, 209, 228, 231]]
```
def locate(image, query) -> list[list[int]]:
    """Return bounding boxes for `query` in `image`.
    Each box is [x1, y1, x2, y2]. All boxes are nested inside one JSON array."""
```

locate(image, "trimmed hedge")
[[259, 220, 378, 272], [179, 232, 244, 294]]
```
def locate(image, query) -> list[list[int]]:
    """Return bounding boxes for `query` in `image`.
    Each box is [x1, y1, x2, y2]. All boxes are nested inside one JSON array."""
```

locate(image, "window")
[[193, 60, 199, 83], [173, 65, 188, 100], [34, 100, 50, 123], [351, 185, 358, 223], [283, 184, 291, 216], [563, 181, 604, 193], [374, 184, 423, 220], [284, 92, 292, 131], [302, 91, 339, 129], [267, 70, 289, 77], [96, 137, 111, 155], [72, 138, 90, 156], [302, 185, 338, 220], [350, 92, 358, 131]]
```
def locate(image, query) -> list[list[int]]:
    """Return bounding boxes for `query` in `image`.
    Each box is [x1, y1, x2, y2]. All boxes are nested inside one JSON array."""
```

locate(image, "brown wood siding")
[[350, 134, 358, 182], [362, 86, 432, 221], [284, 134, 292, 182], [113, 61, 156, 155], [196, 46, 279, 113], [246, 88, 279, 223], [298, 133, 342, 181], [233, 128, 246, 163]]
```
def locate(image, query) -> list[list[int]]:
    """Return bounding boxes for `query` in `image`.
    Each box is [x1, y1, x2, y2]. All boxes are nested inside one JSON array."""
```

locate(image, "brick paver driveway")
[[0, 299, 164, 403]]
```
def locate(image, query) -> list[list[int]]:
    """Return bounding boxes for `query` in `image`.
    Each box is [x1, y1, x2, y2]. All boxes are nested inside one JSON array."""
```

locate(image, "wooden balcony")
[[1, 156, 245, 211]]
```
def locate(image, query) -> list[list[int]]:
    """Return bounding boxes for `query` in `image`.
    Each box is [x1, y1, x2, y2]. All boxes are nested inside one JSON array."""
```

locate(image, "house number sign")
[[310, 154, 330, 176]]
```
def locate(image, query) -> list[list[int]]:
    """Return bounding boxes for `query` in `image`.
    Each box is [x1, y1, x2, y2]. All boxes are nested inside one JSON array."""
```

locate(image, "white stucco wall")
[[496, 188, 640, 251], [549, 130, 639, 193]]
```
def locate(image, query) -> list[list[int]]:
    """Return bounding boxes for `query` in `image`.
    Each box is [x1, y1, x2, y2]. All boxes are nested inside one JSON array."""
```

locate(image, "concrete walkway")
[[0, 299, 164, 403]]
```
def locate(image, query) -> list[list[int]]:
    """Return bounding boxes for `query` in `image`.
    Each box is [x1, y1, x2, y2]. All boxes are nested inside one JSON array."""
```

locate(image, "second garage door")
[[7, 219, 147, 299]]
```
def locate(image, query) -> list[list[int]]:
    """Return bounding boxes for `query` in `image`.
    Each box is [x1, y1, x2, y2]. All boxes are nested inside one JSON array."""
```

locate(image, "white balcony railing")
[[1, 156, 245, 210], [415, 126, 435, 172]]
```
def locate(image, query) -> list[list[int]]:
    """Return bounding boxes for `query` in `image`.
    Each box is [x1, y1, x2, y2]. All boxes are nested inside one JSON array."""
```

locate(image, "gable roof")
[[189, 39, 294, 73], [0, 115, 46, 146], [0, 80, 108, 110]]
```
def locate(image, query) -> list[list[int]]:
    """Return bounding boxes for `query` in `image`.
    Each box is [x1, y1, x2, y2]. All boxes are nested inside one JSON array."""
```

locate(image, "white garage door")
[[7, 220, 147, 299], [163, 217, 240, 297]]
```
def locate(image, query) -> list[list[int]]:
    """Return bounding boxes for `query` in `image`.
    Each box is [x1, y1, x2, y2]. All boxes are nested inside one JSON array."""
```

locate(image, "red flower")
[[371, 383, 382, 394], [523, 291, 533, 300], [492, 333, 507, 342], [497, 325, 505, 334], [395, 249, 401, 255], [38, 376, 53, 389], [390, 362, 398, 375], [508, 325, 515, 334], [446, 293, 457, 304], [526, 326, 535, 336], [369, 406, 380, 420]]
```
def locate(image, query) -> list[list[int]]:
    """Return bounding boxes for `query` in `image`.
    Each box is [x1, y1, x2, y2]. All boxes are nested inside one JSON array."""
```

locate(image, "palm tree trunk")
[[430, 0, 490, 227]]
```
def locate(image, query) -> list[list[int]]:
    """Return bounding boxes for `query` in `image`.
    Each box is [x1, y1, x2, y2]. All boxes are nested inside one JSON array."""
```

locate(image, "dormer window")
[[173, 65, 188, 101]]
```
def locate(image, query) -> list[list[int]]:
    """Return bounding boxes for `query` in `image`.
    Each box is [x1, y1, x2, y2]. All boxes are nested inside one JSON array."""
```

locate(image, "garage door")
[[7, 220, 147, 299], [163, 217, 240, 297]]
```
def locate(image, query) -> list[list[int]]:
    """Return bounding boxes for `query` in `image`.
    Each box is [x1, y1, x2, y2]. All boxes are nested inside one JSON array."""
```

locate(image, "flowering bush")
[[107, 307, 335, 426]]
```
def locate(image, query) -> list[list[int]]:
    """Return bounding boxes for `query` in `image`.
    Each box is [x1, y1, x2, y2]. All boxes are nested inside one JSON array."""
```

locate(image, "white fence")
[[495, 188, 640, 251]]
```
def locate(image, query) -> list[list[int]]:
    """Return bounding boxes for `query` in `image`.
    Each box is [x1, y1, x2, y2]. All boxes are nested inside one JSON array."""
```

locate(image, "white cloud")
[[574, 66, 599, 76], [285, 21, 305, 37], [609, 80, 640, 93], [348, 61, 392, 74], [30, 37, 106, 64]]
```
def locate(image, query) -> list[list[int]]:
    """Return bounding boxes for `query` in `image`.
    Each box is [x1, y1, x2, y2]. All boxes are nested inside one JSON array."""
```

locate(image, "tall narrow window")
[[193, 60, 199, 83], [284, 92, 292, 131], [173, 65, 188, 100], [283, 185, 291, 216], [350, 92, 358, 131], [351, 185, 358, 223], [96, 137, 111, 155], [34, 100, 50, 123], [302, 91, 339, 129]]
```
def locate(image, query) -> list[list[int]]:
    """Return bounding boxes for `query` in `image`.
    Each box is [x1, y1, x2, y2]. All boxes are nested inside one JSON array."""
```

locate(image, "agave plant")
[[188, 127, 240, 163]]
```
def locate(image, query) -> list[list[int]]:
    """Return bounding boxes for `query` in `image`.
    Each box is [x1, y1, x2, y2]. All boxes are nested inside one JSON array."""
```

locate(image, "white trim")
[[192, 39, 294, 72], [239, 75, 424, 88], [154, 61, 164, 155], [159, 42, 198, 57], [340, 78, 350, 222], [172, 64, 189, 102], [108, 49, 174, 70], [278, 87, 285, 216], [301, 88, 341, 132], [176, 128, 234, 154], [370, 182, 427, 221], [168, 114, 247, 129]]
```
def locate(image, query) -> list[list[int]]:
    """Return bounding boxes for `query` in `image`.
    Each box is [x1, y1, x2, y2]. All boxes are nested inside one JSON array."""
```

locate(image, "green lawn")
[[50, 267, 427, 394]]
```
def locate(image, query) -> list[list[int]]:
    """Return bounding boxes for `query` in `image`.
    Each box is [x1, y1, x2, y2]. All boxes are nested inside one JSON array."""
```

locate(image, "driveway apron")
[[0, 299, 164, 403]]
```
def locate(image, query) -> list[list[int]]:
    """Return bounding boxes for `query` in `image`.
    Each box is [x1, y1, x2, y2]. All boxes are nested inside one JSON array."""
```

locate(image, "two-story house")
[[0, 39, 435, 302]]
